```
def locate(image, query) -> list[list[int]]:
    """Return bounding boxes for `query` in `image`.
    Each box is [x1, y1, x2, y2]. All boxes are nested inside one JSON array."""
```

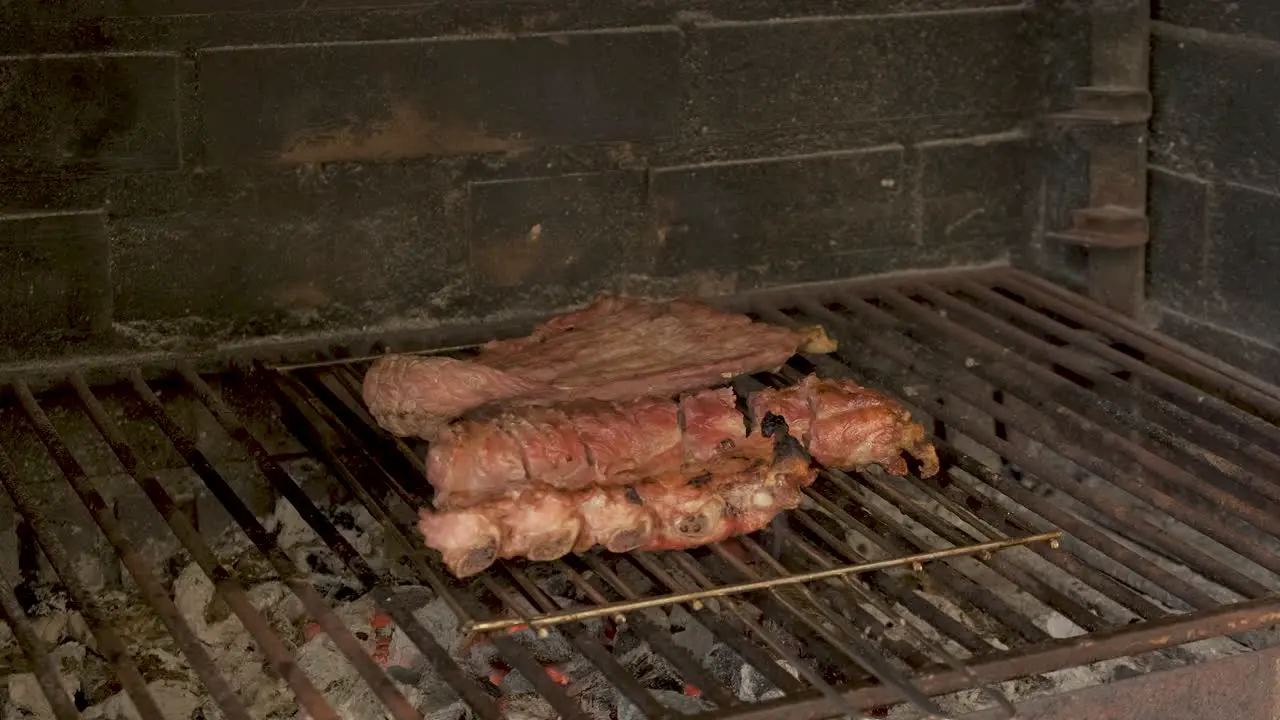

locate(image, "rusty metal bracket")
[[1043, 2, 1152, 317]]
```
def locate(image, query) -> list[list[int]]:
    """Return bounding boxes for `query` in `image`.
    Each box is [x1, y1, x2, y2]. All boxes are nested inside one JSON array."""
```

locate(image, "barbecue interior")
[[2, 270, 1278, 720]]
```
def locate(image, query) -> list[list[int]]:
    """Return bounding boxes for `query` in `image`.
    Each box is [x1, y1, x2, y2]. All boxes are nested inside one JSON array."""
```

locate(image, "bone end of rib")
[[527, 530, 580, 562], [606, 529, 649, 553], [914, 443, 941, 478], [454, 544, 498, 577]]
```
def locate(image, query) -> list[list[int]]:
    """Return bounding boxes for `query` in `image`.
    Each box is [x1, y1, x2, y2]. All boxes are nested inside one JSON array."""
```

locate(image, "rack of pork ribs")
[[362, 295, 939, 578]]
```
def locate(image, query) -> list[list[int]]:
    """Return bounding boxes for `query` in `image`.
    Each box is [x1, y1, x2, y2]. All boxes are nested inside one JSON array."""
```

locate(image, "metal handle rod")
[[463, 530, 1063, 634]]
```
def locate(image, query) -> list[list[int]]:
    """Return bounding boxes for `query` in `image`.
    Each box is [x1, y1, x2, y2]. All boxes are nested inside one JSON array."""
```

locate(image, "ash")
[[0, 468, 1267, 720], [0, 483, 776, 720]]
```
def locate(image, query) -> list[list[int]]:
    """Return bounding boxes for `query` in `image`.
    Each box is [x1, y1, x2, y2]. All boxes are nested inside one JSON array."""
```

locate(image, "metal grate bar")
[[554, 557, 810, 696], [629, 550, 878, 719], [265, 367, 593, 720], [12, 380, 254, 720], [0, 569, 82, 720], [695, 596, 1280, 720], [67, 373, 349, 720], [826, 318, 1250, 610], [492, 566, 675, 717], [503, 567, 738, 710], [262, 374, 504, 717], [770, 523, 1018, 717], [299, 367, 431, 499], [127, 369, 424, 720], [782, 506, 996, 656], [793, 297, 1274, 609], [914, 286, 1280, 504], [919, 459, 1168, 620], [871, 288, 1280, 590], [1002, 271, 1280, 417], [955, 281, 1280, 455], [736, 369, 1053, 648], [0, 448, 166, 720], [873, 289, 1280, 542], [705, 535, 952, 716], [179, 365, 601, 720]]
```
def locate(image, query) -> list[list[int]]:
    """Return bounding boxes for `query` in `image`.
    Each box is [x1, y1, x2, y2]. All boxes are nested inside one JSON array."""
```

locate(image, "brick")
[[1205, 182, 1280, 344], [468, 171, 646, 289], [920, 133, 1032, 249], [110, 164, 457, 323], [648, 146, 907, 281], [1155, 1, 1280, 45], [1147, 168, 1211, 317], [0, 176, 108, 214], [1151, 35, 1280, 191], [687, 9, 1035, 135], [196, 28, 682, 165], [0, 53, 180, 172], [0, 210, 111, 342], [0, 3, 120, 54]]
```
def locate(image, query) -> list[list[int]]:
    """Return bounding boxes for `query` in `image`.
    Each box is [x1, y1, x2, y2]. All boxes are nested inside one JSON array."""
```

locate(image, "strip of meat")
[[425, 375, 935, 509], [418, 456, 817, 578], [363, 295, 837, 440], [360, 355, 550, 441], [798, 374, 940, 477]]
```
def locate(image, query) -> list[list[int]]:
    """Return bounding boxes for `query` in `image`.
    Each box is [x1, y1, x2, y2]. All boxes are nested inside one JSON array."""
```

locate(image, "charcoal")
[[702, 643, 784, 703], [410, 596, 463, 649], [611, 608, 672, 658], [613, 561, 658, 596], [617, 690, 712, 720], [668, 607, 715, 658], [618, 644, 684, 693], [545, 594, 606, 639], [527, 568, 575, 598], [468, 625, 577, 674], [499, 687, 612, 720], [497, 653, 595, 695]]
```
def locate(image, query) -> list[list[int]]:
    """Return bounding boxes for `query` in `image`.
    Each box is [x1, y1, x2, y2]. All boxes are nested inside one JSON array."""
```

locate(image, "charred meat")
[[418, 455, 816, 578], [362, 295, 836, 440], [426, 375, 938, 509]]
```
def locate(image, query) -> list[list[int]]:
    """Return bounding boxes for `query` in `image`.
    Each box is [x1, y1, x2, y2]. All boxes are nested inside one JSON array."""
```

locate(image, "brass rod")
[[462, 530, 1063, 634]]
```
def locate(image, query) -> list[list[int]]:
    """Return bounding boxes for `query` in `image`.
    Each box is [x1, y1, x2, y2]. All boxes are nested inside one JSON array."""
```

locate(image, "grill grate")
[[1, 267, 1279, 719]]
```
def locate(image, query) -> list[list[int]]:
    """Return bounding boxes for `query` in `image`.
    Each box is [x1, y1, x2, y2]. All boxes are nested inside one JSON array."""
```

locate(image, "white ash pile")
[[0, 482, 808, 720], [282, 560, 805, 719], [452, 564, 801, 719], [0, 486, 398, 720]]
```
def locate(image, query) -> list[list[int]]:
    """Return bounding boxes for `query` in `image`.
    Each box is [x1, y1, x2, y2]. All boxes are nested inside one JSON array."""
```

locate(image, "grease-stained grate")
[[1, 267, 1279, 720]]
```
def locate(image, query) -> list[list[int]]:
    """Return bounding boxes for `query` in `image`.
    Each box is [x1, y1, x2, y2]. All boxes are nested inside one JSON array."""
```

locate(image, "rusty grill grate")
[[2, 267, 1280, 719]]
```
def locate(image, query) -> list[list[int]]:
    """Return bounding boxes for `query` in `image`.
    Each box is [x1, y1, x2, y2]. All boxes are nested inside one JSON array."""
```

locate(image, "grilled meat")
[[363, 295, 837, 440], [426, 375, 938, 509], [418, 455, 816, 578]]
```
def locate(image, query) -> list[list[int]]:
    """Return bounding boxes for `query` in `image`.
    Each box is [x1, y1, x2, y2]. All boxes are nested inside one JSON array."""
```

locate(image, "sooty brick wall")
[[1148, 9, 1280, 381], [0, 1, 1042, 358]]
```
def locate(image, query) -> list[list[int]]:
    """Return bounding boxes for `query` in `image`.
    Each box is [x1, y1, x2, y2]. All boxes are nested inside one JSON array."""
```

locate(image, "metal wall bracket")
[[1043, 2, 1152, 317]]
